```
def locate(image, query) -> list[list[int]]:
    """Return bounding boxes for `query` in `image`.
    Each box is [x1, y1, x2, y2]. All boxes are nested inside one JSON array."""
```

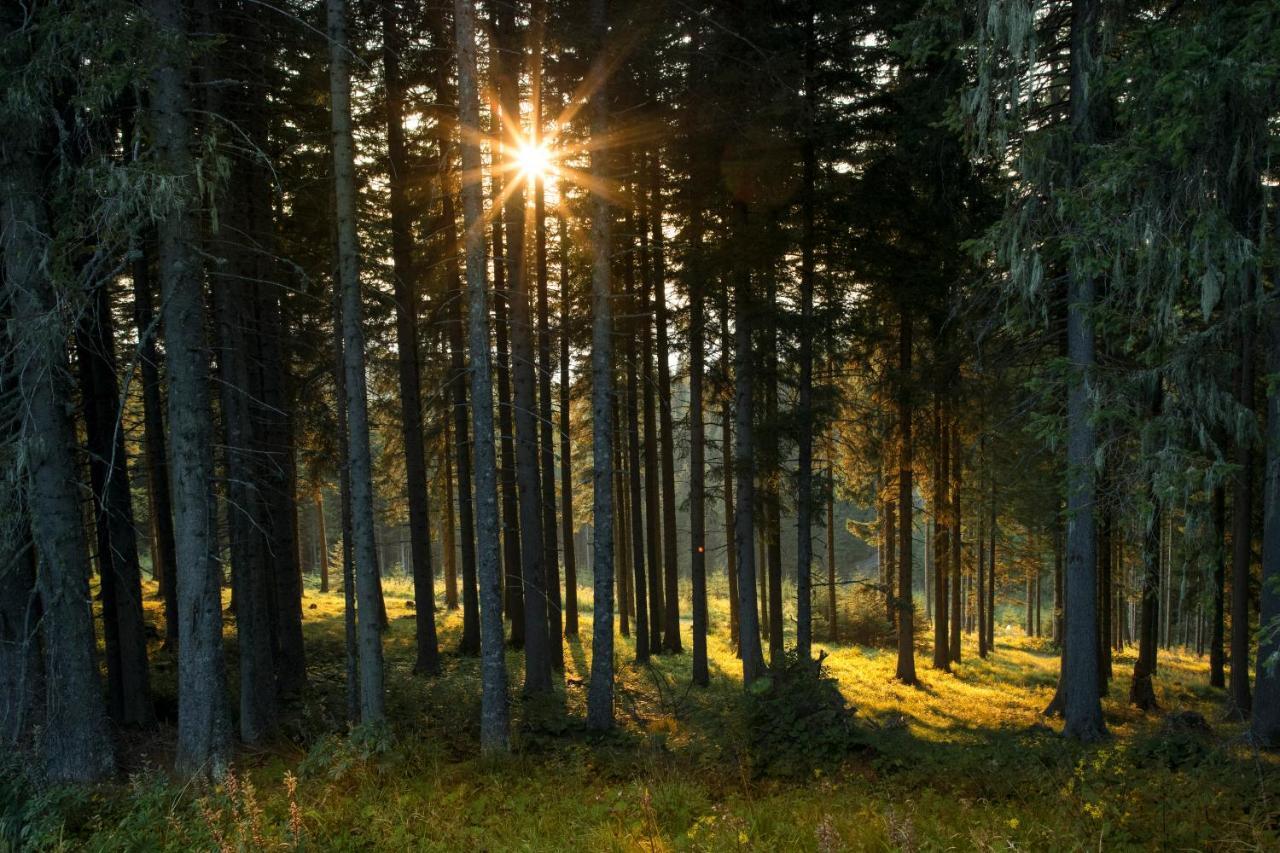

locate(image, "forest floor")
[[8, 577, 1279, 851]]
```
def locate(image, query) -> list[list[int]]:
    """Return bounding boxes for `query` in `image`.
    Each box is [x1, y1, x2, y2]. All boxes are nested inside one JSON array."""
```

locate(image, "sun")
[[515, 141, 553, 181]]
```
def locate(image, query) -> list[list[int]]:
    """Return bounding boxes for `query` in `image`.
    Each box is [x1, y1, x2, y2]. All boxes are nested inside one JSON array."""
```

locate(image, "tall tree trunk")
[[649, 153, 682, 655], [640, 201, 665, 653], [688, 203, 709, 684], [559, 218, 579, 635], [493, 3, 550, 694], [1229, 289, 1255, 717], [623, 215, 650, 662], [1130, 378, 1163, 711], [76, 281, 154, 727], [765, 275, 783, 667], [721, 298, 739, 654], [3, 116, 115, 780], [383, 0, 440, 677], [316, 491, 330, 593], [795, 0, 817, 664], [334, 281, 359, 724], [585, 0, 616, 725], [530, 2, 563, 669], [426, 22, 480, 650], [454, 0, 510, 752], [443, 422, 460, 609], [827, 462, 837, 643], [886, 497, 897, 629], [145, 0, 233, 776], [932, 401, 949, 671], [1209, 485, 1226, 686], [1251, 296, 1280, 746], [978, 491, 988, 658], [949, 420, 962, 663], [328, 0, 385, 724], [131, 242, 179, 647], [733, 202, 765, 684], [895, 307, 917, 684]]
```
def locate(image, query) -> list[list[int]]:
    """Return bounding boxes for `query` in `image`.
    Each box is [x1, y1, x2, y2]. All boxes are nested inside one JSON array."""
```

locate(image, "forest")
[[2, 0, 1280, 848]]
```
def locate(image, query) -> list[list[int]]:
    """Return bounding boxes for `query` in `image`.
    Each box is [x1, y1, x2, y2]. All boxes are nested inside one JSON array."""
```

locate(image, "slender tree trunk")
[[1130, 379, 1163, 711], [615, 424, 630, 639], [933, 402, 949, 671], [648, 153, 682, 654], [329, 0, 385, 723], [688, 198, 708, 685], [949, 420, 962, 663], [334, 282, 359, 725], [989, 492, 997, 651], [559, 218, 579, 635], [795, 0, 817, 664], [827, 462, 837, 643], [896, 308, 917, 684], [131, 242, 179, 647], [978, 497, 988, 658], [454, 0, 509, 752], [886, 497, 897, 629], [530, 5, 563, 669], [383, 0, 439, 677], [640, 203, 665, 652], [721, 300, 739, 654], [623, 216, 650, 662], [434, 73, 480, 653], [3, 113, 116, 781], [1251, 295, 1280, 746], [1229, 290, 1256, 717], [316, 491, 330, 593], [585, 0, 616, 724], [76, 281, 154, 727], [443, 422, 460, 610], [733, 203, 765, 685], [765, 275, 784, 667], [1210, 485, 1226, 686]]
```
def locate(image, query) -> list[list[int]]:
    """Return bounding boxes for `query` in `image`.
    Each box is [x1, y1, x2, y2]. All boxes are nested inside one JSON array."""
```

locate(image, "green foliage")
[[735, 650, 866, 779]]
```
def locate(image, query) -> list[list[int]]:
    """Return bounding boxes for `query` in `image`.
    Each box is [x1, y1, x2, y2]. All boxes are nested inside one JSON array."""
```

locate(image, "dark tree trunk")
[[1229, 295, 1255, 717], [721, 299, 740, 654], [1061, 0, 1105, 742], [640, 203, 665, 653], [333, 266, 360, 725], [895, 307, 917, 684], [687, 181, 709, 683], [559, 218, 579, 635], [530, 7, 563, 669], [329, 0, 386, 724], [733, 203, 765, 685], [886, 497, 897, 629], [649, 153, 682, 655], [765, 275, 783, 668], [585, 0, 615, 724], [454, 0, 510, 752], [316, 491, 330, 594], [932, 402, 949, 671], [146, 0, 233, 775], [977, 490, 988, 658], [1130, 379, 1164, 711], [1252, 296, 1280, 746], [795, 0, 817, 664], [76, 281, 154, 728], [623, 216, 650, 663], [131, 243, 179, 648], [443, 421, 459, 610], [1209, 486, 1226, 686], [949, 420, 962, 663], [383, 0, 440, 677], [5, 148, 115, 777], [827, 462, 837, 643]]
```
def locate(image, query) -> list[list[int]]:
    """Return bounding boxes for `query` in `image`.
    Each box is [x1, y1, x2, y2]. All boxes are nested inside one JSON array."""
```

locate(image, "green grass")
[[7, 576, 1278, 851]]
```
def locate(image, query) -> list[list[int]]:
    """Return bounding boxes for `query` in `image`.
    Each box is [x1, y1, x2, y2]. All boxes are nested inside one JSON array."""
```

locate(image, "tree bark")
[[328, 0, 386, 724], [585, 0, 616, 725], [1229, 290, 1255, 717], [383, 0, 440, 677], [443, 421, 459, 610], [623, 214, 650, 663], [895, 307, 917, 684], [795, 0, 817, 664], [131, 242, 179, 647], [559, 217, 579, 635], [949, 419, 962, 663], [1252, 296, 1280, 746], [3, 116, 116, 779], [455, 0, 510, 751], [733, 202, 765, 685], [76, 280, 154, 727], [932, 401, 949, 671], [688, 195, 709, 685], [721, 294, 739, 654], [1209, 485, 1226, 686]]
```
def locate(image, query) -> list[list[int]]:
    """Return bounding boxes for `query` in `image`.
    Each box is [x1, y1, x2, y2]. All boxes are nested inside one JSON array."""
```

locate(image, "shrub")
[[735, 650, 867, 778]]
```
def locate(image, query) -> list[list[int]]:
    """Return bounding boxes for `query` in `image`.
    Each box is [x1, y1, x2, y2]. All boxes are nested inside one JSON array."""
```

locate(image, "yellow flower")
[[1008, 818, 1019, 830]]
